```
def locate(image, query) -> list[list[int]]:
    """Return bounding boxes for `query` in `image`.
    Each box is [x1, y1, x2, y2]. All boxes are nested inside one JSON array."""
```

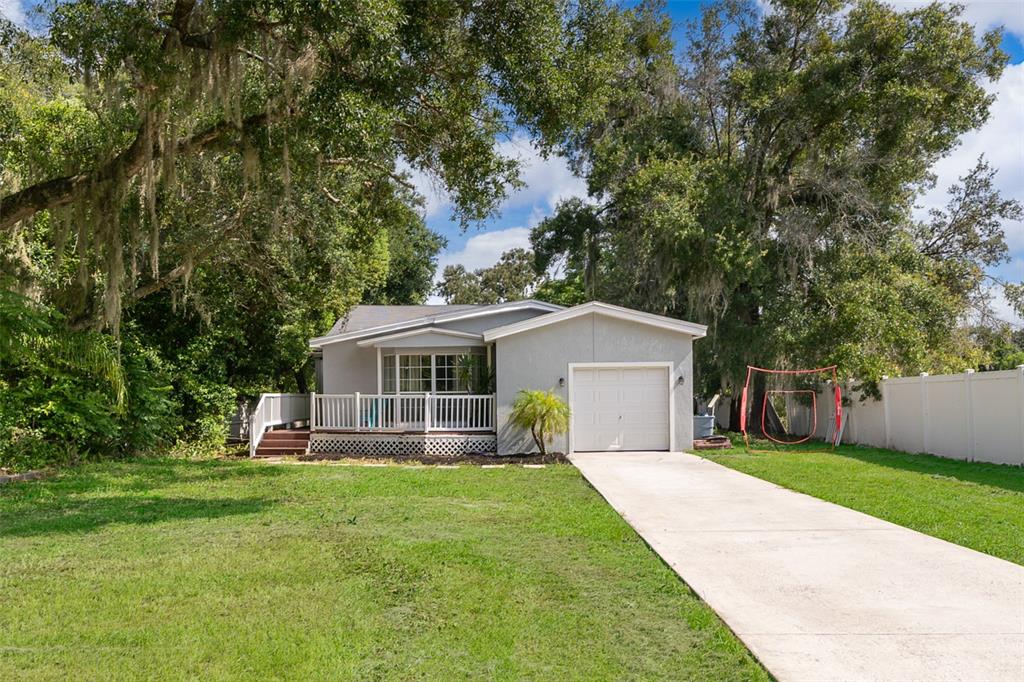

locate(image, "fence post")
[[843, 378, 853, 443], [919, 373, 930, 454], [424, 393, 432, 432], [249, 412, 256, 458], [1017, 365, 1024, 466], [965, 369, 975, 462], [881, 376, 891, 449], [355, 392, 361, 431], [310, 391, 316, 432]]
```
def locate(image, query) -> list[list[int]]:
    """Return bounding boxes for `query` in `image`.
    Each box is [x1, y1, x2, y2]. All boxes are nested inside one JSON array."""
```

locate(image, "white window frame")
[[378, 348, 488, 395], [566, 361, 675, 454]]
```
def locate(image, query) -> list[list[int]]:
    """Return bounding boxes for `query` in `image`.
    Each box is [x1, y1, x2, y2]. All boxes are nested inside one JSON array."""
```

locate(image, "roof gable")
[[481, 301, 707, 342]]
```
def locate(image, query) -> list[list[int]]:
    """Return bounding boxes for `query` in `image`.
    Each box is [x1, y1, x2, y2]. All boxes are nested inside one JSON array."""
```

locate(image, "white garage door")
[[571, 365, 670, 452]]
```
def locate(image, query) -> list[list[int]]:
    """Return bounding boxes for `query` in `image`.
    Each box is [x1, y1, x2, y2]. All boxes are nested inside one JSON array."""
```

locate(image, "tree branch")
[[0, 112, 273, 232]]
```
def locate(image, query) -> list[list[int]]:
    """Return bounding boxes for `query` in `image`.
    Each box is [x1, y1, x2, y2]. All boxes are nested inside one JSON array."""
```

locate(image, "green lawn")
[[0, 459, 767, 681], [701, 440, 1024, 565]]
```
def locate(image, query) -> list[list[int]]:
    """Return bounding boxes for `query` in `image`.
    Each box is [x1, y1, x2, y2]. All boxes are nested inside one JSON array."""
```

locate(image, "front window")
[[382, 350, 487, 394], [399, 354, 432, 393], [435, 354, 460, 392], [382, 354, 396, 393]]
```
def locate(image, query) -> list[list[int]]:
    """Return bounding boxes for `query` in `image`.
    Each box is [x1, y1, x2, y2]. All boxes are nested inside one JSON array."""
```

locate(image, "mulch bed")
[[295, 451, 568, 466]]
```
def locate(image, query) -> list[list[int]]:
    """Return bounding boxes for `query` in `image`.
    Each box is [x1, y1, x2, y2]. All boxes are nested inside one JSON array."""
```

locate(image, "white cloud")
[[883, 1, 1024, 37], [397, 160, 450, 219], [495, 135, 588, 212], [435, 227, 532, 272], [403, 135, 587, 221], [426, 227, 532, 303], [984, 282, 1024, 327], [917, 62, 1024, 252], [0, 0, 25, 25], [761, 1, 1024, 37]]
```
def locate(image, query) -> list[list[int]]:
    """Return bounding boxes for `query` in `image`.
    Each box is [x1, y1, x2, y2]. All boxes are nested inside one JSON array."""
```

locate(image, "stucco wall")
[[494, 313, 695, 454], [320, 339, 378, 394]]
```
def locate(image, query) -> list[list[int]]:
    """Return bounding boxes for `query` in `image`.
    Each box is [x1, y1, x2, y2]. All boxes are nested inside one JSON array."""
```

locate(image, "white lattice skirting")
[[309, 432, 497, 457]]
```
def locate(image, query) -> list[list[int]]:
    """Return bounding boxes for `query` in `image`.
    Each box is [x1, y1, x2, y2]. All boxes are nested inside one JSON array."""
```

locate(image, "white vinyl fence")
[[829, 368, 1024, 466], [713, 368, 1024, 466]]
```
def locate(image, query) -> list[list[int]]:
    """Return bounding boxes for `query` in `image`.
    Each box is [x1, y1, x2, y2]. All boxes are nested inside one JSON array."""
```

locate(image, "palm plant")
[[509, 389, 571, 456]]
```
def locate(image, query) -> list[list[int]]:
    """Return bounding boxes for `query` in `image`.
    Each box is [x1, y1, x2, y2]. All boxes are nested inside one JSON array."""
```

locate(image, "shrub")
[[508, 389, 571, 456], [0, 293, 181, 470]]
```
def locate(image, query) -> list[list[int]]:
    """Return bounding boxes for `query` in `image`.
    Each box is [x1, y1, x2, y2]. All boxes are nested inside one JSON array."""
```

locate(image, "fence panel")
[[925, 375, 970, 460], [829, 368, 1024, 466], [970, 370, 1021, 465]]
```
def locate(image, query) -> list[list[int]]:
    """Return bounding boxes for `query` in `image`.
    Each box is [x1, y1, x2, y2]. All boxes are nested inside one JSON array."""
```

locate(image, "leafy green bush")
[[0, 293, 181, 470], [508, 389, 571, 456], [118, 333, 181, 453]]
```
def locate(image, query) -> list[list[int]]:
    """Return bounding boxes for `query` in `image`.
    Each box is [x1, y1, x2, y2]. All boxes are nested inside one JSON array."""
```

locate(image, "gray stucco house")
[[250, 300, 707, 457]]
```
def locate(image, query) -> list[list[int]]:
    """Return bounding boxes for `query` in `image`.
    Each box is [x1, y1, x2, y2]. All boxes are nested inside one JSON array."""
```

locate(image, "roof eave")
[[482, 301, 708, 343], [309, 299, 565, 349]]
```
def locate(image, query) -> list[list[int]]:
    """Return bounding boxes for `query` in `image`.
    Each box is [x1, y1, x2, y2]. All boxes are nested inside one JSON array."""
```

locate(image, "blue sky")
[[1, 0, 1021, 316]]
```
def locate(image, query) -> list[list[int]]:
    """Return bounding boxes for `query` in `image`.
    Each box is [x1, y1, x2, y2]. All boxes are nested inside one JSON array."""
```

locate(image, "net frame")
[[740, 365, 841, 448]]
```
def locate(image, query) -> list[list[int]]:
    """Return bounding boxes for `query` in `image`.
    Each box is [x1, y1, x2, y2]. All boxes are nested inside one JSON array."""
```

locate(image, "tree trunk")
[[532, 425, 545, 456]]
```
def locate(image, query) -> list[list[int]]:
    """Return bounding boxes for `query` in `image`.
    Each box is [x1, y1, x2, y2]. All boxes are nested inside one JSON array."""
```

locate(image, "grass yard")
[[702, 440, 1024, 565], [0, 459, 767, 681]]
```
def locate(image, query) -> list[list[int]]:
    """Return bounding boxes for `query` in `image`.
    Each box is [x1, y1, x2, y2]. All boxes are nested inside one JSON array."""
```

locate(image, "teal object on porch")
[[365, 399, 377, 428]]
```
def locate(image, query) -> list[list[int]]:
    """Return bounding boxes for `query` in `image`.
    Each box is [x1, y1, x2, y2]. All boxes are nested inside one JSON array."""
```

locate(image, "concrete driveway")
[[570, 451, 1024, 682]]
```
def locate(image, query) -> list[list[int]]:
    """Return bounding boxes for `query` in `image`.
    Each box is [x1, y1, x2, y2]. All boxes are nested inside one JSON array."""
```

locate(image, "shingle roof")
[[327, 305, 481, 335]]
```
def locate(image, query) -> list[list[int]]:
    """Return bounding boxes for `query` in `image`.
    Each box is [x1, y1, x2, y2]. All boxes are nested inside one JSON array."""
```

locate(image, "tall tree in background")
[[437, 248, 539, 304], [536, 0, 1019, 402]]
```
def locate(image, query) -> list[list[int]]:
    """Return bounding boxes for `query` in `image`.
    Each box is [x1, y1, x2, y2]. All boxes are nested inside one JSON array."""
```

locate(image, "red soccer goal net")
[[740, 365, 842, 447]]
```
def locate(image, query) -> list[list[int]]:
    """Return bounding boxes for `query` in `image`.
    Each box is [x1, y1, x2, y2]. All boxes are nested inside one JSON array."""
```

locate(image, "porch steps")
[[255, 428, 310, 458]]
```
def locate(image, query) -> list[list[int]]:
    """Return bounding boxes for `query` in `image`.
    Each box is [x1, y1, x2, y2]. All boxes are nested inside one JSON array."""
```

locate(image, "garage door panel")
[[621, 387, 647, 402], [572, 366, 670, 452]]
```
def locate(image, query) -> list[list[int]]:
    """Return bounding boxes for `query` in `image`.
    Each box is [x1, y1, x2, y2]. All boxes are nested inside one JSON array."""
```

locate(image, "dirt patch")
[[0, 469, 49, 484], [295, 451, 568, 466]]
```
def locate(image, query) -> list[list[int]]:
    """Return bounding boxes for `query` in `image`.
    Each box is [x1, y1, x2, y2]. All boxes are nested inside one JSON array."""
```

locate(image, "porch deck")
[[250, 393, 497, 457]]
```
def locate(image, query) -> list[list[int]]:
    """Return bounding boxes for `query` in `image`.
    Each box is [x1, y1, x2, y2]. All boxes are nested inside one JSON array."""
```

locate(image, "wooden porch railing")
[[311, 393, 495, 432]]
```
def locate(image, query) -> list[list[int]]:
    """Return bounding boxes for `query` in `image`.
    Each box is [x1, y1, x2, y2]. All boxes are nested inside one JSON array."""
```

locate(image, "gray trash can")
[[693, 415, 715, 439]]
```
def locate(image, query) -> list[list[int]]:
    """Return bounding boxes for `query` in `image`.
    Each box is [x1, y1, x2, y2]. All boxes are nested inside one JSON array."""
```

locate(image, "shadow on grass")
[[829, 446, 1024, 495], [34, 457, 288, 496], [731, 436, 1024, 495], [0, 494, 272, 538], [0, 458, 284, 538]]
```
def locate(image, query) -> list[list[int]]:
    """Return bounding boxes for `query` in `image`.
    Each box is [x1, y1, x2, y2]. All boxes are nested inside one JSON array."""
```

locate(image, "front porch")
[[250, 392, 497, 457], [311, 393, 495, 433]]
